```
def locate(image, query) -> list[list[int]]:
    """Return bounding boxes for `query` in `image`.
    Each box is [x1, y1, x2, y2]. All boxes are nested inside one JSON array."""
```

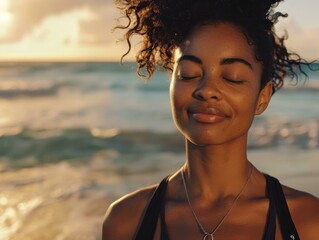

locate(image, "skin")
[[103, 22, 319, 240]]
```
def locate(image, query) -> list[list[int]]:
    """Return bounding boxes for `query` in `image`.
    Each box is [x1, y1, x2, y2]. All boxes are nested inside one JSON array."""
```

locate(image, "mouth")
[[188, 105, 228, 124]]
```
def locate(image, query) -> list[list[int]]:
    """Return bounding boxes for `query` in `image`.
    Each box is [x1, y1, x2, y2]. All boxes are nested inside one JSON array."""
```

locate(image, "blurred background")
[[0, 0, 318, 239]]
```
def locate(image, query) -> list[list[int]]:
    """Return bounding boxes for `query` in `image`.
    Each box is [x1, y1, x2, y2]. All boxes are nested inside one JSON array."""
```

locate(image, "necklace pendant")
[[203, 233, 214, 240]]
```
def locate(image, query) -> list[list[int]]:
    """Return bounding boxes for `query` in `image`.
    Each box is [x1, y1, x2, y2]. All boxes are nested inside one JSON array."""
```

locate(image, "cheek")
[[169, 81, 191, 128], [242, 93, 258, 109], [169, 81, 176, 107], [230, 85, 260, 111], [226, 88, 260, 134], [169, 81, 181, 118], [170, 81, 185, 108]]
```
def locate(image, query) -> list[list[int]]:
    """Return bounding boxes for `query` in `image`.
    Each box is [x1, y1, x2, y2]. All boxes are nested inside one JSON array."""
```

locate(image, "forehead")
[[174, 22, 259, 67]]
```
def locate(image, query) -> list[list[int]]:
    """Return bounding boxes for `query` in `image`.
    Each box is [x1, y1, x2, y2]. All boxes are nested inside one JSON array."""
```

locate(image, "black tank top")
[[134, 174, 300, 240]]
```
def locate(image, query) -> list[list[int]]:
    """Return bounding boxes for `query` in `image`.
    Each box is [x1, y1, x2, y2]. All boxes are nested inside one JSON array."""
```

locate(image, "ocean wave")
[[0, 80, 61, 98], [0, 121, 318, 168], [0, 162, 93, 240], [282, 76, 319, 90], [0, 128, 185, 167], [249, 119, 319, 149]]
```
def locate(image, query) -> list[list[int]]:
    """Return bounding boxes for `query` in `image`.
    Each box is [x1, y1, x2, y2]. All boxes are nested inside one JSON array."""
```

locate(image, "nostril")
[[193, 89, 204, 100], [193, 87, 221, 101], [192, 77, 222, 101]]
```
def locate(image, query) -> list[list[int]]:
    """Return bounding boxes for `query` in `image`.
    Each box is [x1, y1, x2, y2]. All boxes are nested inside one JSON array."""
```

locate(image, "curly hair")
[[115, 0, 314, 93]]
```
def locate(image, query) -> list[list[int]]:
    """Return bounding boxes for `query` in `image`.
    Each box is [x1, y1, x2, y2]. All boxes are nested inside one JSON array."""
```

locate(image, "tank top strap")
[[265, 174, 300, 240], [263, 174, 277, 240], [134, 175, 170, 240], [160, 195, 170, 240]]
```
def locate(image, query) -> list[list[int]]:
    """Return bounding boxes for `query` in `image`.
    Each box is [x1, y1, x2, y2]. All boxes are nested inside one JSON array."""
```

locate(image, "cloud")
[[276, 19, 319, 61], [1, 0, 115, 43], [78, 5, 119, 45], [1, 0, 317, 61]]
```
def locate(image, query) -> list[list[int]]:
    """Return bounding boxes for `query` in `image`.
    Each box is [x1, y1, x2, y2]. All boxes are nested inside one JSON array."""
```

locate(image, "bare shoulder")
[[102, 184, 158, 240], [282, 185, 319, 239]]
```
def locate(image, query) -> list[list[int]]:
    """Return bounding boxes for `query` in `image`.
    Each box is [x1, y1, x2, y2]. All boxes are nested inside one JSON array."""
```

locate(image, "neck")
[[183, 138, 252, 200]]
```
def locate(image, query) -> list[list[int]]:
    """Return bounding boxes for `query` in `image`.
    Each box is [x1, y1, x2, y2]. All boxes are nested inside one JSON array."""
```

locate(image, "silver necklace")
[[181, 166, 253, 240]]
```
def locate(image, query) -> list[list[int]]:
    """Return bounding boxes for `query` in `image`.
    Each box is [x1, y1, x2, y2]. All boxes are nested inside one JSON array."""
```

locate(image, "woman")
[[103, 0, 319, 239]]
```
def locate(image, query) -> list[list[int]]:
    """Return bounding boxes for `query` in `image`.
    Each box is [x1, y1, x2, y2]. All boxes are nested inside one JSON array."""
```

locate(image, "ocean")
[[0, 62, 318, 239]]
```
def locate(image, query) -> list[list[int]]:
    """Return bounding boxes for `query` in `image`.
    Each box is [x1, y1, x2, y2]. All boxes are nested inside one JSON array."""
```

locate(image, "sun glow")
[[0, 0, 12, 37], [0, 0, 8, 10], [0, 12, 11, 23]]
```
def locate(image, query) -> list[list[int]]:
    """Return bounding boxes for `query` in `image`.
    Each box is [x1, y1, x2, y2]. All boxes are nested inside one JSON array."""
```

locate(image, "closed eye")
[[177, 75, 200, 80], [223, 77, 244, 84]]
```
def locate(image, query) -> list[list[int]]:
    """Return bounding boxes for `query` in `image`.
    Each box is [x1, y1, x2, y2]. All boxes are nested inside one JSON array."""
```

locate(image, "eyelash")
[[177, 75, 244, 83], [177, 75, 199, 81], [223, 77, 244, 84]]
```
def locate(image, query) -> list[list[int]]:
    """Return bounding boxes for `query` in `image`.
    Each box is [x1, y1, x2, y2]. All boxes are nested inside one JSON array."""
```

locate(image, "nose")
[[193, 75, 222, 101]]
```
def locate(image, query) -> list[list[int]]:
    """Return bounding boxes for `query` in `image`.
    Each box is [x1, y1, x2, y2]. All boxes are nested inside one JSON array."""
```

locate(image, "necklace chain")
[[181, 166, 253, 239]]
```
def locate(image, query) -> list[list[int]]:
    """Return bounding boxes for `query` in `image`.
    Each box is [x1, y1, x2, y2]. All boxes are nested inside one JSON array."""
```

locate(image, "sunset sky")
[[0, 0, 318, 62]]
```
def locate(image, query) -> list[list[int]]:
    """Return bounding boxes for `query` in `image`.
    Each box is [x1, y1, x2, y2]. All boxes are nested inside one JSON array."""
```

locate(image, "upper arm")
[[102, 202, 130, 240], [102, 203, 118, 240], [288, 192, 319, 239], [102, 186, 156, 240], [299, 196, 319, 239]]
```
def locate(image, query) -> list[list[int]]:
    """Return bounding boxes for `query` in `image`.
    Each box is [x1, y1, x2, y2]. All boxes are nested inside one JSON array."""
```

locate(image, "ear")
[[255, 81, 272, 115]]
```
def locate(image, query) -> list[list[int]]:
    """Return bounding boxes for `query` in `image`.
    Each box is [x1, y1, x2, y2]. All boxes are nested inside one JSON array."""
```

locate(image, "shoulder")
[[282, 185, 319, 239], [102, 184, 158, 240]]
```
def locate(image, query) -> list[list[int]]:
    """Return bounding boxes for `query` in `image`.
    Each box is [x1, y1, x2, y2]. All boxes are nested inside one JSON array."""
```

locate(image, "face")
[[170, 22, 272, 146]]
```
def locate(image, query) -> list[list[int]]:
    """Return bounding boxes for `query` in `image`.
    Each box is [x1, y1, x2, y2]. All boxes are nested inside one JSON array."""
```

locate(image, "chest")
[[152, 199, 284, 240]]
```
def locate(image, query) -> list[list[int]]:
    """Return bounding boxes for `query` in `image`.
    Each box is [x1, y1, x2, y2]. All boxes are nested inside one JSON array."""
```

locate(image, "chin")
[[188, 139, 224, 147], [184, 132, 226, 147]]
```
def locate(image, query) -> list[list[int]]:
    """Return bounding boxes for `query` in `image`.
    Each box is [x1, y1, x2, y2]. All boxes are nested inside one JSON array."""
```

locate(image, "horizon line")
[[0, 59, 135, 63]]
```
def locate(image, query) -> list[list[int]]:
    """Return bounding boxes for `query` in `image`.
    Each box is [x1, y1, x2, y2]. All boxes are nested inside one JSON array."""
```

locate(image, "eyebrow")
[[220, 58, 253, 70], [177, 55, 202, 64], [177, 55, 253, 71]]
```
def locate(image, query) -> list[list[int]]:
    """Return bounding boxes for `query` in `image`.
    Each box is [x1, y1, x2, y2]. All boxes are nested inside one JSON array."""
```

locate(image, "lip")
[[188, 105, 228, 123]]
